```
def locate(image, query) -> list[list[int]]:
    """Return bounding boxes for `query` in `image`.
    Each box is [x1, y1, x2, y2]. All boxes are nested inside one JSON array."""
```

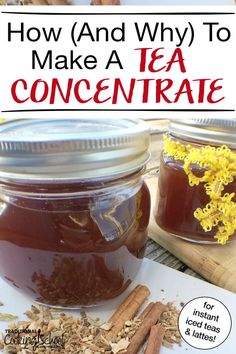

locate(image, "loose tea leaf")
[[1, 286, 182, 353], [159, 302, 182, 348], [0, 301, 3, 306], [0, 313, 18, 321]]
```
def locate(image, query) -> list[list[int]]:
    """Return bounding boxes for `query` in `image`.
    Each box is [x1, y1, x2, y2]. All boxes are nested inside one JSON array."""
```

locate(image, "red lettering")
[[94, 79, 111, 104], [135, 47, 166, 73], [166, 48, 186, 73], [31, 80, 48, 103], [50, 79, 73, 104], [207, 79, 224, 103], [135, 48, 152, 72], [137, 79, 155, 103], [193, 79, 210, 103], [74, 80, 92, 103], [174, 79, 194, 103], [148, 48, 165, 73], [11, 79, 29, 103], [112, 78, 135, 104], [156, 79, 173, 103]]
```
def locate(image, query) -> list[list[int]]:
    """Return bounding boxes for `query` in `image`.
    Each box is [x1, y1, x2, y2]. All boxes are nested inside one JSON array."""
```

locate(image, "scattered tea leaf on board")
[[0, 301, 3, 306], [0, 313, 18, 321]]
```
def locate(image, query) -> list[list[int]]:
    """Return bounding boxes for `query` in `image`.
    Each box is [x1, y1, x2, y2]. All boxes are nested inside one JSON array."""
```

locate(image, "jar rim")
[[169, 118, 236, 148], [0, 118, 150, 182]]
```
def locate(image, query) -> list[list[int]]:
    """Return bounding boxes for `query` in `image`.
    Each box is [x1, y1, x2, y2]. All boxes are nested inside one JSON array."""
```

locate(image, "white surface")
[[1, 6, 235, 121], [0, 258, 235, 353]]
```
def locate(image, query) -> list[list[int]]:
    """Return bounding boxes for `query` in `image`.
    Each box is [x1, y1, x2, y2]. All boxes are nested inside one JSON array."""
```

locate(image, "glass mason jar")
[[155, 118, 236, 245], [0, 118, 151, 308]]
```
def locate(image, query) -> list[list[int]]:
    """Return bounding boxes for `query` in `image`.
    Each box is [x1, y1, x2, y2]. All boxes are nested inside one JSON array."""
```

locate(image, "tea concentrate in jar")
[[0, 118, 151, 308], [155, 118, 236, 245]]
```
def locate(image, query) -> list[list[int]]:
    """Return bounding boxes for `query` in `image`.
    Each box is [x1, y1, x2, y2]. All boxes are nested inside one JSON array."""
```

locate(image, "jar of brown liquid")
[[155, 118, 236, 244], [0, 118, 151, 308]]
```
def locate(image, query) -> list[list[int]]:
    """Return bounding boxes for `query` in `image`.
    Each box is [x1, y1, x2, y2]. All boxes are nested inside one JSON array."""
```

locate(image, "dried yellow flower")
[[164, 134, 236, 244]]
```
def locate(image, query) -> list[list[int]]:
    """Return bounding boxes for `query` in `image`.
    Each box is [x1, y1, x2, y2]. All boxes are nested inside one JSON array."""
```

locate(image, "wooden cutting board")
[[147, 175, 236, 294]]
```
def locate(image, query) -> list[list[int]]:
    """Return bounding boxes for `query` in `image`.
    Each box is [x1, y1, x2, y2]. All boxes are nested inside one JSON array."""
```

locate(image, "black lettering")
[[32, 50, 52, 69], [105, 50, 123, 69], [8, 22, 24, 41], [135, 22, 159, 41], [77, 23, 95, 41], [42, 27, 62, 42]]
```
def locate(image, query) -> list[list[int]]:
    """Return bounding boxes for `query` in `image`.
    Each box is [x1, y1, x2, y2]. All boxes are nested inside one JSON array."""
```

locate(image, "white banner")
[[0, 6, 235, 119]]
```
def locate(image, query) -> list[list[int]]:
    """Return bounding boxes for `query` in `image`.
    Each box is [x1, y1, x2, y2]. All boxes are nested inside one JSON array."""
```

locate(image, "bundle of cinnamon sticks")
[[101, 284, 168, 354], [31, 0, 70, 4], [31, 0, 120, 5], [91, 0, 120, 4]]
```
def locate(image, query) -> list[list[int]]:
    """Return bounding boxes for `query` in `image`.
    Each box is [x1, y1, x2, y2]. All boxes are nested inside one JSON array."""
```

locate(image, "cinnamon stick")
[[144, 324, 166, 354], [32, 0, 70, 4], [91, 0, 120, 5], [125, 302, 167, 354], [104, 285, 150, 341], [139, 302, 155, 321], [47, 0, 70, 3], [32, 0, 49, 4], [109, 285, 146, 323]]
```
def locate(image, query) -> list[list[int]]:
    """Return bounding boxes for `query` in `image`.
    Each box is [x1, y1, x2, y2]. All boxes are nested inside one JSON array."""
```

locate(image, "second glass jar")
[[155, 118, 236, 245]]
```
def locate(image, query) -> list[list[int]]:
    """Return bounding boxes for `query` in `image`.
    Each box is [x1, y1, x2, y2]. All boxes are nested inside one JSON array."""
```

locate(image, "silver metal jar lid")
[[0, 118, 150, 182], [169, 118, 236, 148]]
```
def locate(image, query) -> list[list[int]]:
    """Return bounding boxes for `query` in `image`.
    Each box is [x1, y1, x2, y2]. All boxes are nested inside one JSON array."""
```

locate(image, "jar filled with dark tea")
[[155, 118, 236, 245], [0, 118, 151, 308]]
